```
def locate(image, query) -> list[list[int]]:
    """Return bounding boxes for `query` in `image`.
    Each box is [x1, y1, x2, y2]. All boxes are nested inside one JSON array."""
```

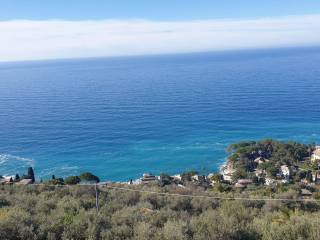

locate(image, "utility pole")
[[95, 183, 99, 214]]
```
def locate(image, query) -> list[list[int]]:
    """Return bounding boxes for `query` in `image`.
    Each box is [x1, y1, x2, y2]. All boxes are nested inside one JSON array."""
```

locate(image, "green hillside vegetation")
[[1, 139, 320, 239], [226, 139, 318, 182], [0, 183, 320, 240]]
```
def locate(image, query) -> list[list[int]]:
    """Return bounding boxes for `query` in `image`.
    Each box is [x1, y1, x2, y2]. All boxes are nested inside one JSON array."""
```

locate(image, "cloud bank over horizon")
[[1, 14, 320, 62]]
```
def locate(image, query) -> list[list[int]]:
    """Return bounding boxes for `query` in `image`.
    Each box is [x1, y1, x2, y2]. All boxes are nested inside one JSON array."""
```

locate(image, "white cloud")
[[1, 15, 320, 61]]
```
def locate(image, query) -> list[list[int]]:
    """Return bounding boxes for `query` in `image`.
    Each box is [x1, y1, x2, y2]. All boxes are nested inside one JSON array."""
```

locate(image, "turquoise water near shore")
[[0, 47, 320, 181]]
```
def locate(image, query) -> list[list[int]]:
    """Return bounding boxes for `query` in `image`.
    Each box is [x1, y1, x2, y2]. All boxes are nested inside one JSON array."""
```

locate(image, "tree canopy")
[[79, 172, 100, 183]]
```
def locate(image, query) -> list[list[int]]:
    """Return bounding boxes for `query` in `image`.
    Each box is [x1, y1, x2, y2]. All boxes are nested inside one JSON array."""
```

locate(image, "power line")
[[102, 185, 320, 203], [7, 183, 320, 203]]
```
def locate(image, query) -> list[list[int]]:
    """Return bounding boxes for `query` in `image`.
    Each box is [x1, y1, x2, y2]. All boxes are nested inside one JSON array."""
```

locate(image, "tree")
[[47, 178, 64, 185], [209, 173, 223, 183], [231, 169, 248, 182], [306, 171, 313, 183], [159, 173, 173, 186], [294, 170, 307, 182], [27, 167, 35, 183], [79, 172, 100, 183], [263, 164, 278, 178], [15, 174, 20, 182], [181, 170, 198, 182], [64, 176, 81, 185]]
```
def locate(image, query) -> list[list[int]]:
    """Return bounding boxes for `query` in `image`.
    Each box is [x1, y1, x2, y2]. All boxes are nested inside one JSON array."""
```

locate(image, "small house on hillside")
[[141, 173, 158, 183], [237, 179, 253, 185], [221, 164, 235, 182], [254, 169, 265, 177], [301, 188, 312, 198], [192, 175, 207, 182], [254, 157, 270, 165], [280, 165, 291, 178], [265, 177, 276, 186], [191, 175, 200, 181], [0, 177, 13, 185], [312, 171, 320, 183], [172, 174, 182, 181], [235, 183, 246, 189], [311, 147, 320, 162], [0, 179, 7, 185], [16, 179, 33, 185]]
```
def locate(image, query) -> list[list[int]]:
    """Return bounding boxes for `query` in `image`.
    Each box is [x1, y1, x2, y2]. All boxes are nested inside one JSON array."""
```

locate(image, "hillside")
[[0, 183, 320, 240]]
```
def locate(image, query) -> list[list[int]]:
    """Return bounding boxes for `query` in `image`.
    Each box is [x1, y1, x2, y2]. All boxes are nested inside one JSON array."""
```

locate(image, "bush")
[[159, 173, 174, 186], [79, 172, 100, 183], [65, 176, 81, 185], [181, 170, 198, 182], [46, 178, 64, 185], [0, 181, 319, 239]]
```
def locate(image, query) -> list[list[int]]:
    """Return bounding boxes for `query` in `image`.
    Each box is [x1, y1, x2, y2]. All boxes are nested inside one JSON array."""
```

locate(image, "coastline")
[[2, 139, 319, 192]]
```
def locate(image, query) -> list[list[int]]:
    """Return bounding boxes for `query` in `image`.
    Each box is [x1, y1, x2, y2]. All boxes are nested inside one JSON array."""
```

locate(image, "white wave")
[[0, 154, 34, 176], [0, 153, 34, 166]]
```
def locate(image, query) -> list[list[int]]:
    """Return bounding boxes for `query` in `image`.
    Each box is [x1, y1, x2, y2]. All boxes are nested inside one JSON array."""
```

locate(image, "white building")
[[16, 179, 33, 185], [172, 174, 182, 181], [265, 177, 276, 186], [254, 169, 265, 177], [141, 173, 158, 183], [237, 179, 253, 185], [312, 171, 320, 183], [254, 157, 270, 165], [191, 175, 200, 181], [221, 164, 235, 182], [311, 146, 320, 162], [280, 165, 290, 178]]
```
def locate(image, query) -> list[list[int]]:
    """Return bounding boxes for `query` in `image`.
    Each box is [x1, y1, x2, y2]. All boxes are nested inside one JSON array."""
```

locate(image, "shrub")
[[14, 174, 20, 182], [46, 178, 64, 185], [159, 173, 174, 186], [181, 170, 198, 182], [65, 176, 81, 185], [79, 172, 100, 183]]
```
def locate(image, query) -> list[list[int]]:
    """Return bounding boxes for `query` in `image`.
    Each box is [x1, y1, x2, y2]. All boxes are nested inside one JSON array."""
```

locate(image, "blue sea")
[[0, 47, 320, 181]]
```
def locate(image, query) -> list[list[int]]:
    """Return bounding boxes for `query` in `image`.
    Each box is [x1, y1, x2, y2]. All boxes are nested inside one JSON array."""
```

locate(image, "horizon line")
[[1, 45, 320, 65]]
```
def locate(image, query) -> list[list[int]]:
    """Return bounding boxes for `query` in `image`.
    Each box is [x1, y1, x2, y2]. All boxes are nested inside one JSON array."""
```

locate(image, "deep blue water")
[[0, 47, 320, 181]]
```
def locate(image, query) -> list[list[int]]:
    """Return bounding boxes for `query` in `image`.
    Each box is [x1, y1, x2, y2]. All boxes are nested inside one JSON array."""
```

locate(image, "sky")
[[1, 0, 320, 61]]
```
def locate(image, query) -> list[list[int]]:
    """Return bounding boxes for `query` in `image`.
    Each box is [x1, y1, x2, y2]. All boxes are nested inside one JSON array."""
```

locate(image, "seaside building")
[[191, 175, 207, 183], [141, 173, 158, 183], [254, 169, 265, 177], [280, 165, 291, 178], [221, 164, 235, 182], [311, 146, 320, 162], [312, 171, 320, 183], [235, 183, 246, 189], [254, 157, 270, 165], [191, 175, 200, 182], [237, 179, 253, 185], [301, 189, 313, 198], [172, 174, 182, 181], [281, 179, 289, 184], [16, 179, 33, 185], [0, 176, 13, 185], [223, 174, 232, 182], [265, 177, 277, 186]]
